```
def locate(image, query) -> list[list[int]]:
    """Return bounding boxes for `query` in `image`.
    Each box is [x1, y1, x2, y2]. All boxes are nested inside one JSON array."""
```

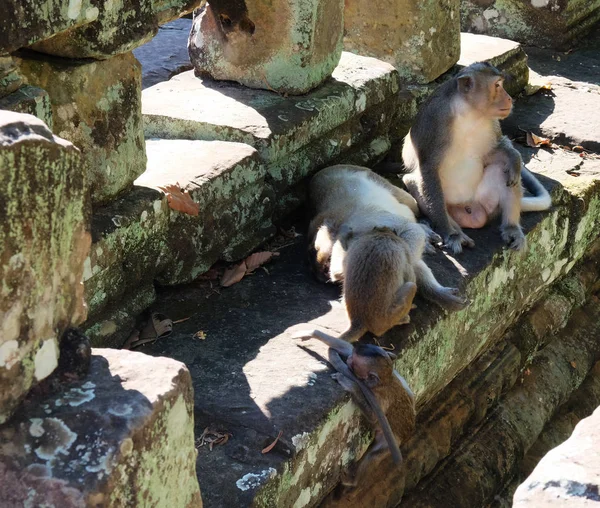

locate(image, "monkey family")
[[295, 62, 551, 498]]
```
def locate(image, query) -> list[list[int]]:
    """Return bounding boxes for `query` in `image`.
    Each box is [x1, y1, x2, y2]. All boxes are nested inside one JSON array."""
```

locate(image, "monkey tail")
[[521, 167, 552, 212]]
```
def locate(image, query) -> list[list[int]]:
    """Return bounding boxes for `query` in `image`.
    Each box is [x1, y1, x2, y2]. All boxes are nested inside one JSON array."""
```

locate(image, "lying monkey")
[[294, 330, 416, 489], [402, 62, 552, 254], [307, 165, 467, 343]]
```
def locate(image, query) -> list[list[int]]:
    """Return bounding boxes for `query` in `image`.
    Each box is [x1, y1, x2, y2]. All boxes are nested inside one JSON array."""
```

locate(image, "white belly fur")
[[346, 172, 416, 222], [440, 113, 497, 205]]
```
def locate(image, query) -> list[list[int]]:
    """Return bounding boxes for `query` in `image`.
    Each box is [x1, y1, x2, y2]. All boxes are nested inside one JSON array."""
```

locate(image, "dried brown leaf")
[[158, 183, 200, 216], [173, 317, 191, 324], [526, 132, 552, 148], [220, 261, 247, 287], [572, 145, 585, 152], [245, 251, 280, 273], [570, 361, 577, 368], [193, 330, 207, 340], [262, 430, 283, 454]]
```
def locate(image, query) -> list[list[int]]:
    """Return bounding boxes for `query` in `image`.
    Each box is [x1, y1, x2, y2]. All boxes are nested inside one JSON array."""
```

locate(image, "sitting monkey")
[[402, 62, 552, 254]]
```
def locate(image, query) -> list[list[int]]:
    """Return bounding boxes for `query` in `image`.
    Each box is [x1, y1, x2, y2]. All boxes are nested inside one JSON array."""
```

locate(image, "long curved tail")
[[521, 167, 552, 212]]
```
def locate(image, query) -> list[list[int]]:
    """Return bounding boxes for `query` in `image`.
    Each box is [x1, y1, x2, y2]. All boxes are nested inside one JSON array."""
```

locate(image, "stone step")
[[0, 348, 202, 507], [134, 142, 599, 506]]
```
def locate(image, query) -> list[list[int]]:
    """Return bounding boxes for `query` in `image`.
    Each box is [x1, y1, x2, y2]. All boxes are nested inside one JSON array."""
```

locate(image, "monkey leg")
[[414, 260, 468, 310], [499, 180, 526, 251], [343, 432, 393, 487]]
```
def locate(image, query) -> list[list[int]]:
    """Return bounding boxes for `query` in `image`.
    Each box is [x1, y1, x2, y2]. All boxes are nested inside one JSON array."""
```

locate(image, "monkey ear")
[[458, 75, 474, 94]]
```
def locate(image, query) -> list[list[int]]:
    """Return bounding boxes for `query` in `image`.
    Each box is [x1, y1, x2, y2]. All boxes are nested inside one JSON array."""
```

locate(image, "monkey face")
[[489, 78, 513, 119]]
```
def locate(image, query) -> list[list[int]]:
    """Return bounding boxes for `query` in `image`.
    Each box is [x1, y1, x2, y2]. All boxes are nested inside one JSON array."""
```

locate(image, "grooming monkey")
[[307, 165, 467, 343], [294, 330, 415, 490], [402, 62, 552, 255]]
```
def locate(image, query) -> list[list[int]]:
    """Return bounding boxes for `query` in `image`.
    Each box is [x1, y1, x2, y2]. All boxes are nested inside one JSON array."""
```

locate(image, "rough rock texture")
[[0, 85, 53, 129], [0, 348, 202, 507], [461, 0, 600, 49], [0, 0, 99, 55], [458, 32, 529, 96], [31, 0, 202, 59], [0, 113, 90, 424], [0, 57, 24, 98], [513, 404, 600, 507], [188, 0, 344, 95], [17, 51, 146, 205], [343, 0, 460, 84], [84, 140, 269, 347], [503, 32, 600, 153], [132, 18, 193, 89]]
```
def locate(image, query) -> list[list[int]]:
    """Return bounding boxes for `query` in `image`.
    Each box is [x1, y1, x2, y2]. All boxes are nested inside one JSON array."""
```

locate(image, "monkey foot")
[[419, 221, 443, 254], [444, 231, 475, 255], [501, 225, 527, 251]]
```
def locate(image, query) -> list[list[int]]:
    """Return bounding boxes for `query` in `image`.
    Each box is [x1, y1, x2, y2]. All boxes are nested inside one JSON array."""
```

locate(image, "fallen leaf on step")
[[572, 145, 585, 152], [262, 430, 283, 454], [158, 183, 200, 216], [196, 427, 232, 451], [570, 361, 577, 369], [245, 251, 280, 272], [193, 330, 207, 340], [220, 261, 247, 287], [173, 317, 190, 324], [526, 132, 552, 148]]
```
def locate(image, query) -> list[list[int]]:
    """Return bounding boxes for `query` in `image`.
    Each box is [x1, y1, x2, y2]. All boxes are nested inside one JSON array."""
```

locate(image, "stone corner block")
[[344, 0, 460, 83], [30, 0, 203, 59], [17, 51, 146, 205], [513, 405, 600, 507], [0, 112, 90, 424], [188, 0, 344, 95], [0, 348, 202, 507]]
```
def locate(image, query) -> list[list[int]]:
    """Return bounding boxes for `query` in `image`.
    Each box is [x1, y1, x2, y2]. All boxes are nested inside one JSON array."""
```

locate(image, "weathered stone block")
[[188, 0, 344, 95], [461, 0, 600, 49], [32, 0, 202, 59], [0, 57, 23, 98], [514, 404, 600, 507], [0, 348, 202, 507], [458, 32, 529, 96], [84, 140, 268, 338], [0, 0, 99, 56], [17, 51, 146, 205], [144, 52, 399, 168], [0, 112, 90, 424], [343, 0, 460, 83], [0, 85, 53, 129]]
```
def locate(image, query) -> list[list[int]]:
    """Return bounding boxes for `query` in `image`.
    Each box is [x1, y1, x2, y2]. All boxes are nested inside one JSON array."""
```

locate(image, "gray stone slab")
[[133, 18, 193, 90], [142, 52, 400, 164], [0, 348, 201, 507]]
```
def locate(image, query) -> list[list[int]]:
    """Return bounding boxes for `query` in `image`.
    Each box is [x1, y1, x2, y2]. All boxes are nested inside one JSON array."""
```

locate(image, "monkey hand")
[[418, 221, 442, 254], [501, 224, 527, 251], [444, 230, 475, 255], [504, 163, 521, 188], [331, 372, 358, 393]]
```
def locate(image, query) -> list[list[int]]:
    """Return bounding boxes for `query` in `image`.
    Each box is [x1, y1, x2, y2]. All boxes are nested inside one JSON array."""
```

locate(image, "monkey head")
[[457, 62, 513, 120], [347, 343, 397, 389]]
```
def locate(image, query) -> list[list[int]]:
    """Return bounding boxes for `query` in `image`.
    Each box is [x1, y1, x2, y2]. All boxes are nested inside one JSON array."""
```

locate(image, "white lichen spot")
[[29, 418, 45, 437], [153, 200, 163, 215], [235, 468, 277, 491], [67, 0, 82, 19], [57, 387, 95, 407], [483, 8, 499, 20], [541, 267, 552, 282], [531, 0, 550, 7], [83, 257, 93, 282], [355, 93, 367, 113], [82, 381, 96, 389], [488, 266, 515, 294], [85, 6, 99, 20], [108, 403, 133, 416], [2, 300, 23, 343], [34, 339, 58, 381], [0, 340, 20, 369], [291, 432, 311, 451], [293, 487, 312, 508], [119, 438, 133, 457], [429, 27, 437, 35], [98, 320, 117, 337], [9, 253, 25, 270], [140, 210, 148, 222], [34, 418, 77, 460]]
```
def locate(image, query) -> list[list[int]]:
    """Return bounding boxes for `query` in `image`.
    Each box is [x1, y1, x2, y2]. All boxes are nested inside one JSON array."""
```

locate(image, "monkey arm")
[[491, 136, 522, 188], [309, 329, 354, 357]]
